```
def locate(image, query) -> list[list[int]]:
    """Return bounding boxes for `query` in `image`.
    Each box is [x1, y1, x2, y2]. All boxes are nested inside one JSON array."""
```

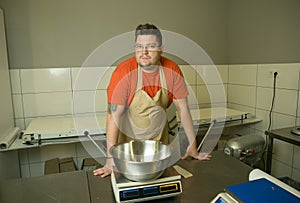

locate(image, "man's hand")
[[181, 142, 212, 161], [93, 165, 112, 178], [93, 158, 113, 178], [197, 152, 212, 160]]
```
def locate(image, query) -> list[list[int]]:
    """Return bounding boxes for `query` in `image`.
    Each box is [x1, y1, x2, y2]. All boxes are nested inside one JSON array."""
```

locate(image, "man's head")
[[135, 23, 162, 46], [134, 23, 163, 71]]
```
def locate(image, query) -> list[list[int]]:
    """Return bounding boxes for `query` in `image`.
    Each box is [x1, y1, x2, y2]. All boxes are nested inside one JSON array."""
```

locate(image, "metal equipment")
[[110, 140, 173, 182], [224, 134, 265, 167], [85, 131, 182, 202]]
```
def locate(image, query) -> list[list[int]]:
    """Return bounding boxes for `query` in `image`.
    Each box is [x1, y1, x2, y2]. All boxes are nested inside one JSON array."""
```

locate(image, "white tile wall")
[[10, 69, 23, 128], [14, 118, 25, 130], [197, 85, 210, 105], [254, 108, 270, 132], [71, 67, 112, 91], [180, 65, 197, 85], [196, 65, 227, 85], [178, 65, 199, 107], [273, 112, 296, 130], [10, 69, 21, 94], [186, 85, 198, 106], [8, 63, 300, 183], [178, 65, 228, 108], [12, 94, 23, 118], [217, 65, 229, 84], [227, 84, 256, 107], [20, 68, 72, 93], [297, 91, 300, 121], [9, 67, 114, 178], [73, 90, 97, 114], [273, 139, 294, 166], [257, 64, 300, 89], [73, 90, 107, 114], [256, 87, 298, 116], [98, 66, 115, 89], [228, 63, 300, 182], [228, 64, 257, 86], [272, 159, 292, 178], [197, 84, 227, 106], [227, 103, 256, 116], [256, 87, 274, 111], [23, 92, 73, 117], [294, 145, 300, 169]]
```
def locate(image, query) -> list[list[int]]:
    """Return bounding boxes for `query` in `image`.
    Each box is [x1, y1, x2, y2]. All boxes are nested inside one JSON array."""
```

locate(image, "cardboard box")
[[44, 157, 76, 175], [81, 158, 102, 171], [44, 158, 59, 175], [59, 157, 76, 173]]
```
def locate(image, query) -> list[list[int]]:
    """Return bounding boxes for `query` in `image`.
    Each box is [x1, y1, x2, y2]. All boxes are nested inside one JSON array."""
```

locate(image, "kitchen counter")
[[0, 151, 252, 203]]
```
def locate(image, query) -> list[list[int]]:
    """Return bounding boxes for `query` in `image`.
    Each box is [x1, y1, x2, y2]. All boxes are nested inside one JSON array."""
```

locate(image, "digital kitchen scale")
[[210, 169, 300, 203], [111, 167, 182, 203], [211, 178, 300, 203]]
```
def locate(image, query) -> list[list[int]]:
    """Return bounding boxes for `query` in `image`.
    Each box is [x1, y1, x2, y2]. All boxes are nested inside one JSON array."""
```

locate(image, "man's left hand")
[[181, 144, 212, 161]]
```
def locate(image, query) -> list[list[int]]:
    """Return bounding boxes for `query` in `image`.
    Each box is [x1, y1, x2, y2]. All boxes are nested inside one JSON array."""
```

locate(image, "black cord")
[[261, 72, 278, 170], [294, 71, 300, 127], [267, 72, 278, 131]]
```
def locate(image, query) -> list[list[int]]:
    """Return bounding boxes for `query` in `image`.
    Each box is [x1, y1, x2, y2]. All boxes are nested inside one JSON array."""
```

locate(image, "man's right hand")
[[93, 158, 114, 178], [93, 165, 112, 178]]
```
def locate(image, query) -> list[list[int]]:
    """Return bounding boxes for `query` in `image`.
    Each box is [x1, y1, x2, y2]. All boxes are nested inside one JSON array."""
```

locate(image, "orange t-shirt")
[[107, 56, 188, 107]]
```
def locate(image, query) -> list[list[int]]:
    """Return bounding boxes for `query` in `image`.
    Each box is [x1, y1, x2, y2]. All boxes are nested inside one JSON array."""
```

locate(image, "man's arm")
[[93, 103, 125, 178], [105, 104, 124, 156], [173, 98, 211, 160]]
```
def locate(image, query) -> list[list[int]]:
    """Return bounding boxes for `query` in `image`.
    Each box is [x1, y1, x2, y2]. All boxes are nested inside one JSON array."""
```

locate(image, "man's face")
[[135, 34, 162, 71]]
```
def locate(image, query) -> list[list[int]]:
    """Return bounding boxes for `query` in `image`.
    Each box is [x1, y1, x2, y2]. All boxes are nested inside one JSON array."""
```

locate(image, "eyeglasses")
[[134, 44, 161, 51]]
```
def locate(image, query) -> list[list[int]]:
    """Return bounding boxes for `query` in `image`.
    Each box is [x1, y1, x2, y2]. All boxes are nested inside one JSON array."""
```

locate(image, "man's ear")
[[159, 45, 164, 54]]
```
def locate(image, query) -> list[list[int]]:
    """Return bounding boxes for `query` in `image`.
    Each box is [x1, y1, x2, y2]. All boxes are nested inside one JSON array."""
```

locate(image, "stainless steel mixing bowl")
[[110, 140, 173, 182]]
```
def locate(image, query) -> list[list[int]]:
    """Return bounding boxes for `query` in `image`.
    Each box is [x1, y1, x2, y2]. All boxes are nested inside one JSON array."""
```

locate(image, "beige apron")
[[118, 66, 169, 143]]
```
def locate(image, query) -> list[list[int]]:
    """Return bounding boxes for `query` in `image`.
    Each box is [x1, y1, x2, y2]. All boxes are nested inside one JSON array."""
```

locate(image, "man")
[[93, 23, 211, 178]]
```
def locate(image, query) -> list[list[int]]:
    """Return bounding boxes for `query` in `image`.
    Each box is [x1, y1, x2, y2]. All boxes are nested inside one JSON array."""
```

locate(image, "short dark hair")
[[135, 23, 162, 45]]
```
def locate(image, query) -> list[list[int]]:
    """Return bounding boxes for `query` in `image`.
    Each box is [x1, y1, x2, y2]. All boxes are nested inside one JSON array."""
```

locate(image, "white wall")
[[8, 63, 300, 183], [9, 64, 228, 177], [227, 63, 300, 182]]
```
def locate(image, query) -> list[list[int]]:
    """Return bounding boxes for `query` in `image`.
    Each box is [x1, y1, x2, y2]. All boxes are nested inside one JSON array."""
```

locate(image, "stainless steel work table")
[[0, 151, 252, 203], [265, 127, 300, 174], [1, 107, 261, 152]]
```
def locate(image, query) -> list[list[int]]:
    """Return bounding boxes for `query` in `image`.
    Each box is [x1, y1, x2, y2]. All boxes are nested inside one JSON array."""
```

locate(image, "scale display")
[[118, 180, 181, 202], [111, 168, 182, 203]]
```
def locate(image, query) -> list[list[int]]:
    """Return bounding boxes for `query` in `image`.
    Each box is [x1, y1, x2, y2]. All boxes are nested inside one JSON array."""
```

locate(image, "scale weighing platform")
[[210, 169, 300, 203], [111, 167, 182, 203]]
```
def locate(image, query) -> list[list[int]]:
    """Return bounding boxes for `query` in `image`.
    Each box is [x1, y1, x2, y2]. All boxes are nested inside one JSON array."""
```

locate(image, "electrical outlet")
[[268, 70, 279, 78]]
